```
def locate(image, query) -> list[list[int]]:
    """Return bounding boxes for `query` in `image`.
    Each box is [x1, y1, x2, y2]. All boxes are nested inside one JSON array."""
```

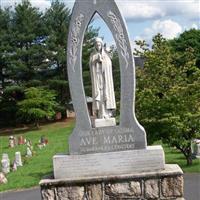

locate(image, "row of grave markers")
[[0, 135, 48, 185]]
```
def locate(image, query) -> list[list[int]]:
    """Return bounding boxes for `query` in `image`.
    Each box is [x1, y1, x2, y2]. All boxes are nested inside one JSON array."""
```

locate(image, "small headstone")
[[0, 172, 7, 184], [27, 139, 33, 150], [14, 136, 17, 146], [12, 161, 17, 171], [1, 159, 10, 174], [2, 153, 9, 161], [40, 136, 45, 144], [15, 152, 23, 167], [9, 136, 15, 148], [18, 136, 25, 145], [26, 147, 32, 157]]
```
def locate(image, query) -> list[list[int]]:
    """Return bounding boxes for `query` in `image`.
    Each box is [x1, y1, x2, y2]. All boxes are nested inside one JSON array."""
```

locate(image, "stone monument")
[[40, 0, 184, 199]]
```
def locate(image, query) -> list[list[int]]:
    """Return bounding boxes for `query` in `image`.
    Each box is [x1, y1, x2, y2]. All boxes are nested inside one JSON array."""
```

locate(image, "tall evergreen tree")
[[44, 0, 70, 106]]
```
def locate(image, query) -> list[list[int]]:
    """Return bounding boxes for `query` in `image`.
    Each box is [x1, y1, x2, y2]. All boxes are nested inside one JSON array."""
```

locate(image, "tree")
[[17, 87, 57, 128], [44, 0, 70, 105], [169, 29, 200, 68], [10, 0, 46, 83], [0, 7, 12, 89], [136, 33, 200, 165]]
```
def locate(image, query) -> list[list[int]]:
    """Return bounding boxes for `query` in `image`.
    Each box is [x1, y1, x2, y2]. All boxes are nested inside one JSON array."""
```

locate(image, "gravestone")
[[0, 172, 7, 184], [15, 152, 23, 167], [1, 154, 10, 174], [192, 139, 200, 158], [26, 147, 32, 157], [1, 159, 10, 174], [9, 136, 15, 148], [40, 0, 184, 199]]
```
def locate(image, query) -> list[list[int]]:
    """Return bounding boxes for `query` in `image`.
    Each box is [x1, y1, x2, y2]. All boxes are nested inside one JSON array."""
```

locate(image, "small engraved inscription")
[[78, 127, 135, 154]]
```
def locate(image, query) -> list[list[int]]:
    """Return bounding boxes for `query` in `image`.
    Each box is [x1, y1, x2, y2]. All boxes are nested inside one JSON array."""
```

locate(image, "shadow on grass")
[[29, 171, 53, 180], [0, 126, 39, 136]]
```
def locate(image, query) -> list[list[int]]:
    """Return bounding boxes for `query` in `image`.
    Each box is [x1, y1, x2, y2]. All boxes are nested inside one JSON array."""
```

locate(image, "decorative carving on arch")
[[69, 13, 85, 72], [67, 0, 146, 155], [108, 11, 129, 69]]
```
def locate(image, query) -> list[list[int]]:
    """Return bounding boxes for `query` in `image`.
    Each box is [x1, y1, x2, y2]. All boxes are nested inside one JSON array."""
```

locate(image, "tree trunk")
[[186, 155, 193, 165]]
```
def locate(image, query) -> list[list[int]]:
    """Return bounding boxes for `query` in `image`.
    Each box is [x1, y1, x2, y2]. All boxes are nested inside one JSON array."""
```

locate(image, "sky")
[[1, 0, 200, 47]]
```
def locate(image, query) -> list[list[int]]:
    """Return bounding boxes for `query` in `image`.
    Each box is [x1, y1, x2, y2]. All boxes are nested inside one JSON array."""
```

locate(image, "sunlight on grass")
[[0, 120, 74, 192]]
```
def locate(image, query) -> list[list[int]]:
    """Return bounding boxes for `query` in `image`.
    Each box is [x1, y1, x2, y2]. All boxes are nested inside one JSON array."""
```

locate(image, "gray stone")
[[1, 154, 10, 174], [105, 181, 141, 198], [145, 179, 159, 199], [86, 184, 103, 200], [162, 176, 183, 197], [41, 165, 184, 200], [67, 0, 146, 155], [0, 172, 7, 184], [53, 146, 165, 179], [57, 186, 84, 200], [92, 118, 116, 128], [41, 189, 55, 200], [15, 152, 23, 166]]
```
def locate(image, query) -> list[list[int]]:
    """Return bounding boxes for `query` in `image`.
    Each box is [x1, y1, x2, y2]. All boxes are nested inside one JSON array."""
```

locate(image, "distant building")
[[67, 96, 93, 118], [134, 56, 145, 68]]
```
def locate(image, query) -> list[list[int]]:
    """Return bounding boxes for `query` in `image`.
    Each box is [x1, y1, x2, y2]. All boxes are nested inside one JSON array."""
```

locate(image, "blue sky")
[[1, 0, 200, 47]]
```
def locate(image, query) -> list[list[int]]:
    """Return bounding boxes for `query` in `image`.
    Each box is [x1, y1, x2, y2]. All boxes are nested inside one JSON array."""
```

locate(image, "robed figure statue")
[[89, 38, 116, 120]]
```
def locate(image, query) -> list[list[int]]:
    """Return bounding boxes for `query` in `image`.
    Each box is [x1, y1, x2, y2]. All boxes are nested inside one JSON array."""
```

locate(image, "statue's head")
[[95, 37, 103, 52]]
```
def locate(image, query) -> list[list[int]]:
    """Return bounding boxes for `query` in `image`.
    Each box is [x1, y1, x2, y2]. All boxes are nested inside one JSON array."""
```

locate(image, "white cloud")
[[30, 0, 51, 11], [137, 19, 182, 44], [117, 2, 165, 21], [116, 0, 199, 21]]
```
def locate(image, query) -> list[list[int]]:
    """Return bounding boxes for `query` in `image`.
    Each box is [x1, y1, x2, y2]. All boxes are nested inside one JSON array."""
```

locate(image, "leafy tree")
[[17, 87, 57, 128], [170, 29, 200, 68], [136, 33, 200, 165]]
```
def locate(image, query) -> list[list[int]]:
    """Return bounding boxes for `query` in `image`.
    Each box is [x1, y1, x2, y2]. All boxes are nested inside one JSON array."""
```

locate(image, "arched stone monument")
[[67, 0, 147, 154], [40, 1, 184, 199]]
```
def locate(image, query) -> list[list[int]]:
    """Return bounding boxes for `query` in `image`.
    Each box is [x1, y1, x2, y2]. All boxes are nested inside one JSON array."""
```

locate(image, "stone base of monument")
[[40, 164, 184, 200], [53, 146, 164, 179]]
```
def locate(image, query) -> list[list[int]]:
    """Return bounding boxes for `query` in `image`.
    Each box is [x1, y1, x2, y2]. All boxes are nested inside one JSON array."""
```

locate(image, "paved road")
[[0, 174, 199, 200]]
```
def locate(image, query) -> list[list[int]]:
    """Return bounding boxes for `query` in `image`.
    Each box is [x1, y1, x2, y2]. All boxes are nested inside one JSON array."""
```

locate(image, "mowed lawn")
[[0, 120, 199, 192], [0, 120, 74, 192]]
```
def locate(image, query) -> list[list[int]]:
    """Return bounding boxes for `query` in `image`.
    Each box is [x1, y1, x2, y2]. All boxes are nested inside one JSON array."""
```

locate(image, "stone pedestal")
[[40, 164, 184, 200], [53, 146, 165, 179]]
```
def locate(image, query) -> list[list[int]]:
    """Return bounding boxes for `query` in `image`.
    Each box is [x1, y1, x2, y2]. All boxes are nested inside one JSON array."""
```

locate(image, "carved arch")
[[67, 0, 146, 154]]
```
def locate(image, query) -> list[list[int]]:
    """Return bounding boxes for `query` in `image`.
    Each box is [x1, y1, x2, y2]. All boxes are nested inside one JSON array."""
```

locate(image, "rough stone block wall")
[[40, 174, 184, 200]]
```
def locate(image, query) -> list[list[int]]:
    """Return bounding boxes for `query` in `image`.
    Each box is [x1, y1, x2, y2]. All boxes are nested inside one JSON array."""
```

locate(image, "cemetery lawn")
[[0, 121, 199, 192], [0, 120, 74, 192]]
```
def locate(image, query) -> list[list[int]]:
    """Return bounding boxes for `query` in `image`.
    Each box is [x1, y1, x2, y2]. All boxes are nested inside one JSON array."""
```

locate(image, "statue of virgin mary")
[[89, 38, 116, 119]]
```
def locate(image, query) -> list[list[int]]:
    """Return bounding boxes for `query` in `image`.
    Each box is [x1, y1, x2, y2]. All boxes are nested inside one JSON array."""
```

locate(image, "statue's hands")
[[98, 54, 102, 63]]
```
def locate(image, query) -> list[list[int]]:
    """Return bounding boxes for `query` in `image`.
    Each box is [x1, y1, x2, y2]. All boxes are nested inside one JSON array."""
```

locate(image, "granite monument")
[[40, 1, 184, 199]]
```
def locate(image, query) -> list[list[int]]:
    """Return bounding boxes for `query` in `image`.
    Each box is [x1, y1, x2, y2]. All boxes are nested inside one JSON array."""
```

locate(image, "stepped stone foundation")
[[40, 164, 184, 200]]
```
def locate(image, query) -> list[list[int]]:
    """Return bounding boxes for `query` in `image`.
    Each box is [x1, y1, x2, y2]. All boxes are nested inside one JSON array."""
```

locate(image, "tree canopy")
[[0, 0, 99, 127], [136, 34, 200, 165]]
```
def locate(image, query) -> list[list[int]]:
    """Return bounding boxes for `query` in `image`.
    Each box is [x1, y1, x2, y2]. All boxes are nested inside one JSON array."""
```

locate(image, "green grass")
[[0, 121, 199, 192], [0, 120, 74, 192], [163, 143, 200, 173]]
